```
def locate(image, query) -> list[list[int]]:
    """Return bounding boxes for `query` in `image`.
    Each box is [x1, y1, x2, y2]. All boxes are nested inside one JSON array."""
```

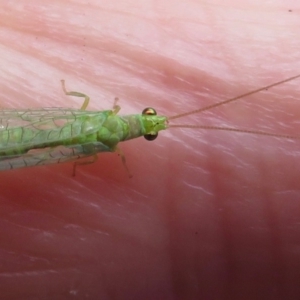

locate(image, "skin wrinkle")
[[0, 1, 300, 299]]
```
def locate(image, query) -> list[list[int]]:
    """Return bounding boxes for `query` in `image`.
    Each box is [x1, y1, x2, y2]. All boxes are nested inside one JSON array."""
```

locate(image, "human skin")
[[0, 1, 300, 299]]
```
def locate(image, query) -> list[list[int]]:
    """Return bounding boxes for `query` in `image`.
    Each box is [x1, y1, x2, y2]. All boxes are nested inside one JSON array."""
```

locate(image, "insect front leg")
[[112, 97, 121, 115], [61, 80, 90, 110], [115, 146, 132, 178]]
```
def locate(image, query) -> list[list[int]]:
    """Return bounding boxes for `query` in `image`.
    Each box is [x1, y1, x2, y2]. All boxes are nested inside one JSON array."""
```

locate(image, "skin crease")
[[1, 1, 300, 299]]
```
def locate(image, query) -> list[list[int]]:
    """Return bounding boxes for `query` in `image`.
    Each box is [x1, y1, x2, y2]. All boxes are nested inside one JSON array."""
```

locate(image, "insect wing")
[[0, 142, 111, 170], [0, 108, 109, 152], [0, 108, 85, 125]]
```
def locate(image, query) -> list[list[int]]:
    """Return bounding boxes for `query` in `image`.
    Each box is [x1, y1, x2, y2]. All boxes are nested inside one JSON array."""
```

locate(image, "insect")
[[0, 75, 299, 176]]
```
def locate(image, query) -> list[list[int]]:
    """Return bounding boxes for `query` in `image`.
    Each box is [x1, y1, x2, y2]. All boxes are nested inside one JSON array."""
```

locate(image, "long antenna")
[[168, 74, 300, 120], [169, 125, 300, 140]]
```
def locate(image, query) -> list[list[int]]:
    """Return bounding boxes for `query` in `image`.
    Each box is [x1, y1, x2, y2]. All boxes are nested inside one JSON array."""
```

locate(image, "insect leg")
[[61, 80, 90, 110], [115, 147, 132, 178], [113, 97, 121, 115], [72, 154, 98, 176], [67, 142, 110, 176]]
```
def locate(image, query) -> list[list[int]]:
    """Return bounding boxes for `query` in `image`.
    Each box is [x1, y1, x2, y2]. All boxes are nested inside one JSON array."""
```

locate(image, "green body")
[[2, 73, 299, 172], [0, 108, 168, 170]]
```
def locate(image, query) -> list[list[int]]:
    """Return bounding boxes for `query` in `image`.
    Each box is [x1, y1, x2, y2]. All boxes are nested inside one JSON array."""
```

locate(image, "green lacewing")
[[0, 75, 299, 175]]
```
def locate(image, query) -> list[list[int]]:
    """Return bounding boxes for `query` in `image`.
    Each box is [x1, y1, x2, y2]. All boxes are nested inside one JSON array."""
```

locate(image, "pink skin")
[[1, 1, 300, 299]]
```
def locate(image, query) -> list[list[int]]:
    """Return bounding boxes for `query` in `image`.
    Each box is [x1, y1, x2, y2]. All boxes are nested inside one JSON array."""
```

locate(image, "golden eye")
[[142, 107, 157, 116], [144, 133, 158, 141], [142, 108, 158, 141]]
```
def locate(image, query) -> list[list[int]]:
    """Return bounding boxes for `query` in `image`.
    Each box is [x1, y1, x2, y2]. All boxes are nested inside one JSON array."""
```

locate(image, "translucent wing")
[[0, 142, 112, 171], [0, 108, 111, 152], [0, 108, 88, 124]]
